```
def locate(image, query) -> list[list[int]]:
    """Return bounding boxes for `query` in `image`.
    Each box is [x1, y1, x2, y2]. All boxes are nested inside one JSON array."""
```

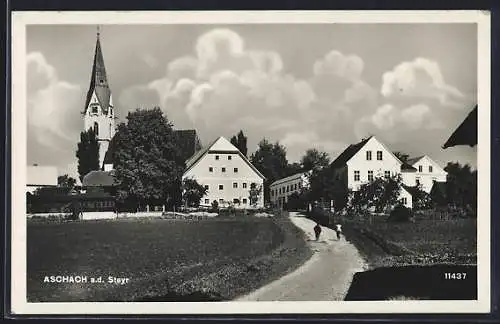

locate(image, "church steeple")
[[83, 27, 115, 170]]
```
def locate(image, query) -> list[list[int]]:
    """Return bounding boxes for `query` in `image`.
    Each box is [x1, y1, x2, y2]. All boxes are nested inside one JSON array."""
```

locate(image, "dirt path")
[[237, 212, 367, 301]]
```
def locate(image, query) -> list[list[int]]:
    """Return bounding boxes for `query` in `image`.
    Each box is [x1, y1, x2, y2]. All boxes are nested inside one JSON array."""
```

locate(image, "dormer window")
[[92, 106, 98, 114]]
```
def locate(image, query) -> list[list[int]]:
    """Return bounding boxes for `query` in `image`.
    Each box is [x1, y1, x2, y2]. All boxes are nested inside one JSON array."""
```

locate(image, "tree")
[[110, 107, 185, 209], [393, 151, 410, 163], [444, 162, 477, 210], [412, 183, 433, 210], [57, 174, 77, 190], [250, 139, 289, 202], [182, 178, 208, 207], [285, 162, 303, 177], [249, 183, 263, 208], [301, 149, 330, 171], [308, 166, 348, 210], [76, 128, 100, 182], [230, 130, 248, 156], [347, 174, 403, 214]]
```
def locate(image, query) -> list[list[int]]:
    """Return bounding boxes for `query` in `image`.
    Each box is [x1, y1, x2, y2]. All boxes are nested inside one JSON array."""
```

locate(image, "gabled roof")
[[443, 105, 477, 149], [402, 184, 419, 196], [82, 170, 117, 187], [329, 136, 373, 169], [430, 181, 447, 195], [406, 155, 425, 166], [183, 136, 266, 180], [401, 162, 418, 172], [84, 33, 112, 114]]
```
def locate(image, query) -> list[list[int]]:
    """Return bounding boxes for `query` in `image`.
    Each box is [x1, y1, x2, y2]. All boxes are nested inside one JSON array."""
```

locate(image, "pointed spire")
[[84, 26, 112, 114]]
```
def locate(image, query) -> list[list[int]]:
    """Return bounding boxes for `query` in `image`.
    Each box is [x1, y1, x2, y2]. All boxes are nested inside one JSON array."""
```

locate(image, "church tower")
[[83, 28, 115, 170]]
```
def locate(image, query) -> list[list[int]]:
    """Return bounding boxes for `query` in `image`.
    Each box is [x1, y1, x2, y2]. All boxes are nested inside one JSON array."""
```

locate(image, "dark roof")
[[443, 105, 477, 149], [430, 181, 447, 196], [406, 155, 424, 166], [82, 170, 117, 187], [401, 162, 418, 172], [402, 184, 419, 196], [83, 34, 112, 114], [330, 136, 372, 169]]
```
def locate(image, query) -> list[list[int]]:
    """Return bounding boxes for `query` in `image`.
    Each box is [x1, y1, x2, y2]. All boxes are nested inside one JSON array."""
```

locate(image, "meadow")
[[27, 216, 312, 302]]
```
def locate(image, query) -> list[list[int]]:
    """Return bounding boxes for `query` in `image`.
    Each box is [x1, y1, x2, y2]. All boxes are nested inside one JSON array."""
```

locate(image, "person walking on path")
[[335, 223, 343, 240], [314, 222, 322, 241]]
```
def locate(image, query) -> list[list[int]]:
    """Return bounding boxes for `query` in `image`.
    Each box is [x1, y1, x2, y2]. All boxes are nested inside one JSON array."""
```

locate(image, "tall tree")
[[444, 162, 477, 209], [301, 149, 330, 171], [393, 151, 410, 163], [110, 107, 185, 209], [250, 138, 289, 202], [182, 178, 208, 207], [347, 174, 403, 214], [76, 128, 100, 182], [230, 130, 248, 156]]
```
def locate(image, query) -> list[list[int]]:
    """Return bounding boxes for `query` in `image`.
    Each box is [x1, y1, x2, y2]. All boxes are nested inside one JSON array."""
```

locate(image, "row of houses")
[[270, 136, 447, 210]]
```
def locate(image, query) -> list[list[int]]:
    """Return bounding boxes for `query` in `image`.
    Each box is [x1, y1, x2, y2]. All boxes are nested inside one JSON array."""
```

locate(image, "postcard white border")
[[11, 10, 491, 315]]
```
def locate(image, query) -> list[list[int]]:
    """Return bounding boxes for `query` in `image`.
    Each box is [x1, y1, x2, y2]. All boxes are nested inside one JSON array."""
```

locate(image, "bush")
[[387, 205, 414, 223], [208, 200, 219, 213]]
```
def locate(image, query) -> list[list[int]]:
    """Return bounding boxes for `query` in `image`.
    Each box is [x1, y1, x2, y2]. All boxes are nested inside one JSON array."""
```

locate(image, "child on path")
[[313, 222, 322, 241], [335, 223, 343, 240]]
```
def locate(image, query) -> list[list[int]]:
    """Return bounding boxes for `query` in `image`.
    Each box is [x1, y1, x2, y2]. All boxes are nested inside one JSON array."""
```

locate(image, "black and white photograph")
[[11, 10, 490, 314]]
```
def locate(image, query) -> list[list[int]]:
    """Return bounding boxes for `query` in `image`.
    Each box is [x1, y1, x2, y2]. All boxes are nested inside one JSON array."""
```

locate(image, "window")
[[209, 167, 213, 172], [418, 165, 423, 172], [299, 182, 302, 188], [250, 183, 256, 189], [286, 185, 289, 192], [384, 171, 390, 178], [377, 151, 383, 160], [92, 106, 98, 114], [204, 199, 209, 204], [242, 198, 247, 204], [109, 108, 113, 116], [401, 197, 407, 205], [222, 167, 226, 173], [294, 184, 297, 190], [279, 188, 281, 194], [233, 182, 238, 188], [94, 122, 99, 136], [215, 155, 219, 160], [366, 151, 372, 160], [234, 167, 238, 173], [354, 170, 360, 181], [233, 198, 239, 204], [228, 155, 232, 160], [219, 199, 224, 204], [416, 177, 420, 185], [429, 165, 433, 173], [368, 170, 374, 181], [109, 123, 112, 138], [219, 185, 224, 190], [242, 183, 247, 189], [204, 185, 209, 190]]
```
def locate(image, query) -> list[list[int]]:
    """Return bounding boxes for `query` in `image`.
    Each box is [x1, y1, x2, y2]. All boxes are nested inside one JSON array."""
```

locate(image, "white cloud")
[[381, 57, 465, 106], [313, 50, 364, 81]]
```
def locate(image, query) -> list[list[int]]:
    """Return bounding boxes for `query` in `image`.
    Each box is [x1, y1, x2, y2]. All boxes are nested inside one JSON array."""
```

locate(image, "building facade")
[[406, 155, 448, 193], [182, 136, 265, 208], [269, 172, 310, 209], [330, 136, 414, 208]]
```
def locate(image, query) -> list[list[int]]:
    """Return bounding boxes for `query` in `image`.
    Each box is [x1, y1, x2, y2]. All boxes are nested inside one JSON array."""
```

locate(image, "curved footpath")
[[237, 212, 367, 301]]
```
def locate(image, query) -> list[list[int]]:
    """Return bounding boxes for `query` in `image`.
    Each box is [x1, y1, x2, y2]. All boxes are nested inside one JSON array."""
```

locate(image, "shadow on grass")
[[345, 264, 477, 300]]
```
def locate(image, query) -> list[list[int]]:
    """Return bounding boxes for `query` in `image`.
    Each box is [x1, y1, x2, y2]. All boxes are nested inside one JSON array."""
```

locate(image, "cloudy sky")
[[27, 23, 478, 181]]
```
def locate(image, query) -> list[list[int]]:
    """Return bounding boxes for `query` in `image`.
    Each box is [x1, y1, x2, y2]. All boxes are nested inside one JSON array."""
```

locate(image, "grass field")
[[27, 216, 312, 302], [342, 217, 477, 269]]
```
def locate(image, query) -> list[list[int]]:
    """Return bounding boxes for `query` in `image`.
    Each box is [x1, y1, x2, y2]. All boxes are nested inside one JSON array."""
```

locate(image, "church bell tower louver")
[[83, 27, 115, 170]]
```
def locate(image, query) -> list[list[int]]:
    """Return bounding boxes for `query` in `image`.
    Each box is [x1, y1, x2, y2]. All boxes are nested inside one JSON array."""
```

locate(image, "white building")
[[27, 165, 58, 194], [330, 136, 414, 209], [269, 171, 310, 209], [182, 136, 265, 208], [406, 155, 447, 193]]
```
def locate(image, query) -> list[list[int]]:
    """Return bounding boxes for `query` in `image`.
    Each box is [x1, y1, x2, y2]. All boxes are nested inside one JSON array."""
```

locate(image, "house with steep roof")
[[405, 155, 447, 193], [329, 136, 414, 208], [182, 136, 265, 208]]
